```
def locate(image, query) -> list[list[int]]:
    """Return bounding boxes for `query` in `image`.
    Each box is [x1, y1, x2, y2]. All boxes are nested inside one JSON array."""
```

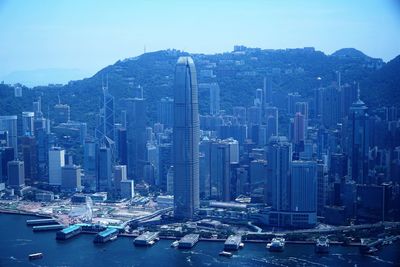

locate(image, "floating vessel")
[[28, 253, 43, 260], [219, 251, 233, 257], [178, 234, 200, 249], [267, 237, 285, 252], [315, 236, 330, 254], [224, 235, 242, 251], [239, 242, 245, 249], [171, 240, 179, 248]]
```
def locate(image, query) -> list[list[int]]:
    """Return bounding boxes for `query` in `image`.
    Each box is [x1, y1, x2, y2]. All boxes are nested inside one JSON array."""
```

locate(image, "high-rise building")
[[288, 92, 301, 115], [53, 104, 70, 124], [22, 112, 35, 136], [61, 164, 81, 191], [48, 147, 65, 186], [125, 97, 147, 180], [348, 91, 369, 184], [290, 161, 317, 212], [158, 143, 172, 192], [173, 56, 200, 219], [265, 106, 278, 141], [0, 115, 18, 158], [322, 86, 341, 128], [103, 84, 115, 141], [210, 141, 231, 201], [210, 83, 220, 115], [20, 136, 38, 185], [7, 160, 25, 188], [0, 147, 14, 182], [266, 136, 292, 212], [97, 146, 112, 192], [157, 97, 174, 128], [293, 112, 305, 146]]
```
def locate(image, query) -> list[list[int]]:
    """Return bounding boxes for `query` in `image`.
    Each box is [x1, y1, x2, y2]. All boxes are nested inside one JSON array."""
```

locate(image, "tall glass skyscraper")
[[173, 56, 200, 219]]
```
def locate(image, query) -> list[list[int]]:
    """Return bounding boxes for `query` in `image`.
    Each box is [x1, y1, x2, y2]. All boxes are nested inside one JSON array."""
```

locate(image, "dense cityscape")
[[0, 1, 399, 266]]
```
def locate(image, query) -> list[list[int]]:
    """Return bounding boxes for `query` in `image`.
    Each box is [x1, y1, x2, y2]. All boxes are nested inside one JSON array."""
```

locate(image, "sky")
[[0, 0, 400, 86]]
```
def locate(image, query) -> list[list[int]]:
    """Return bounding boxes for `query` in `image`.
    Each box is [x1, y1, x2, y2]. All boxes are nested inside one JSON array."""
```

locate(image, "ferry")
[[267, 237, 285, 252], [28, 253, 43, 260], [224, 235, 242, 251], [315, 236, 330, 254], [171, 240, 179, 248], [219, 251, 233, 257], [134, 231, 159, 246], [178, 234, 200, 249], [239, 242, 245, 249]]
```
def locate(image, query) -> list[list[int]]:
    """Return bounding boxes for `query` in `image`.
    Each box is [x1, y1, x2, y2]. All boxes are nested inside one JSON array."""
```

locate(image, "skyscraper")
[[48, 147, 65, 186], [0, 115, 18, 159], [21, 112, 34, 136], [173, 56, 200, 219], [103, 84, 115, 141], [290, 161, 317, 212], [209, 83, 220, 115], [157, 97, 174, 128]]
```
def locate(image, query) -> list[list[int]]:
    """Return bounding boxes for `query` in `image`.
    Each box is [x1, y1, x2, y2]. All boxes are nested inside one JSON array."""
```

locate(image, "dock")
[[224, 235, 242, 251], [56, 225, 82, 240], [27, 218, 57, 226], [33, 224, 64, 232], [93, 228, 119, 243], [178, 234, 200, 249], [134, 231, 159, 246]]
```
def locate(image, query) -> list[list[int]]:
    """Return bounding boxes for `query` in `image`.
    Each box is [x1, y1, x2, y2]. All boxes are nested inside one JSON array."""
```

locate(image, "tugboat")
[[28, 253, 43, 260], [267, 237, 285, 252], [315, 236, 330, 254], [219, 251, 233, 257]]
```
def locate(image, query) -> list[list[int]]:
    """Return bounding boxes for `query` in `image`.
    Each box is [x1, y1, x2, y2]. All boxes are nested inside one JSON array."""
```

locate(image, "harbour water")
[[0, 214, 399, 266]]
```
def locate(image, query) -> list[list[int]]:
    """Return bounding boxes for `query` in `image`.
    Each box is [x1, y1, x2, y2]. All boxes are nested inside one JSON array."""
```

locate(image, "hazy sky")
[[0, 0, 400, 84]]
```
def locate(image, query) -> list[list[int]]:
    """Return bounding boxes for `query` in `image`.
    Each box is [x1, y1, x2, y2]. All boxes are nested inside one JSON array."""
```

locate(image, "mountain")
[[0, 47, 398, 134]]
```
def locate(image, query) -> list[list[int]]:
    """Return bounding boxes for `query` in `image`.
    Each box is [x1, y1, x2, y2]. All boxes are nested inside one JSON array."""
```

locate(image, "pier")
[[56, 225, 82, 240], [178, 234, 200, 249], [134, 231, 159, 246], [93, 228, 119, 243], [26, 218, 57, 226], [224, 235, 242, 251], [33, 224, 64, 232]]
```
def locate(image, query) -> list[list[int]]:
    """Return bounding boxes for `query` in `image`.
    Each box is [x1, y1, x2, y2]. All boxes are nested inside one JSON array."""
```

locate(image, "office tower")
[[173, 56, 200, 219], [114, 164, 127, 188], [233, 106, 246, 125], [33, 97, 43, 118], [290, 161, 317, 212], [22, 112, 34, 136], [166, 166, 174, 195], [157, 97, 174, 128], [348, 90, 369, 184], [223, 138, 239, 164], [210, 83, 220, 115], [98, 146, 112, 192], [265, 106, 278, 141], [61, 164, 81, 191], [247, 106, 261, 125], [314, 88, 324, 119], [263, 76, 272, 106], [116, 127, 127, 165], [20, 136, 37, 185], [0, 115, 18, 158], [288, 92, 301, 115], [103, 83, 115, 141], [83, 139, 97, 190], [293, 112, 305, 147], [321, 86, 341, 128], [329, 153, 347, 182], [120, 180, 134, 199], [295, 101, 309, 129], [0, 131, 7, 146], [125, 97, 146, 180], [158, 143, 172, 191], [14, 86, 22, 97], [7, 161, 25, 188], [255, 88, 263, 107], [210, 141, 231, 201], [250, 159, 268, 192], [199, 138, 212, 199], [341, 83, 357, 117], [317, 162, 328, 216], [53, 104, 70, 124], [267, 136, 292, 211], [0, 147, 14, 182], [48, 147, 65, 185]]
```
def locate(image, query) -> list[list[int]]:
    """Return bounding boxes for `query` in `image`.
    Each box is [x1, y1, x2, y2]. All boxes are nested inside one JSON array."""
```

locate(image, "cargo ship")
[[56, 225, 82, 240], [28, 253, 43, 260], [178, 234, 199, 249], [267, 237, 285, 252], [93, 228, 119, 243], [134, 231, 159, 246], [224, 235, 242, 251]]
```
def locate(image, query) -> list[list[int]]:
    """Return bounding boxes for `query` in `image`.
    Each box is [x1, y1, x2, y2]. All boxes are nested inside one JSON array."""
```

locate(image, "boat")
[[171, 240, 179, 248], [28, 253, 43, 260], [315, 236, 330, 254], [110, 235, 118, 241], [267, 237, 285, 252], [178, 234, 200, 249], [219, 251, 233, 257], [134, 232, 159, 246], [239, 242, 245, 249]]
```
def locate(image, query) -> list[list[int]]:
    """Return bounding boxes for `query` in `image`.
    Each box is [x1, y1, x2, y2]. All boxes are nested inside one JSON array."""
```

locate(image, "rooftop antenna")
[[357, 82, 360, 100], [57, 94, 61, 104]]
